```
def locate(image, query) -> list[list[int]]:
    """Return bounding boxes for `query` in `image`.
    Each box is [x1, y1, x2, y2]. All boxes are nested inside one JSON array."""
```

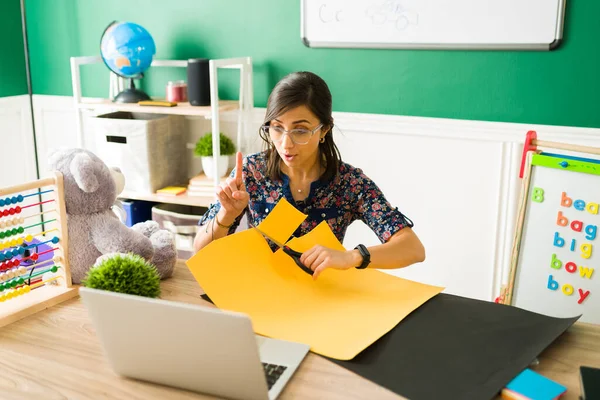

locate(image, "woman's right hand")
[[216, 151, 249, 225]]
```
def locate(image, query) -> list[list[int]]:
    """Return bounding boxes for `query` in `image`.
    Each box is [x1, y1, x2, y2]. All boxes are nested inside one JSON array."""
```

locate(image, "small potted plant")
[[82, 253, 161, 298], [194, 132, 235, 179]]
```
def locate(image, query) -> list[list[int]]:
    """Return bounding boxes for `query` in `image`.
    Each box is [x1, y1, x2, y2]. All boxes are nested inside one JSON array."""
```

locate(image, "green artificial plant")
[[194, 132, 236, 157], [82, 253, 161, 298]]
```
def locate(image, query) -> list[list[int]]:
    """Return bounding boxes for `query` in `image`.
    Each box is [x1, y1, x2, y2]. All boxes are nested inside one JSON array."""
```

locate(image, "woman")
[[194, 71, 425, 279]]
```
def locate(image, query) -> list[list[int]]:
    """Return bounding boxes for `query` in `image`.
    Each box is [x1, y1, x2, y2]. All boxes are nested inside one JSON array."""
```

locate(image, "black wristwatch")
[[354, 244, 371, 269]]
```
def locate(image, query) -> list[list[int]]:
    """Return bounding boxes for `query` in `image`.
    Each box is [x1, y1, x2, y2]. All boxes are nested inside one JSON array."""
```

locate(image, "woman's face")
[[268, 105, 325, 170]]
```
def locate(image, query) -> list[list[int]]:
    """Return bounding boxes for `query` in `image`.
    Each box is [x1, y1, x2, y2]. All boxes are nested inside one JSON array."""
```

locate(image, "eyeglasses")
[[261, 123, 323, 145]]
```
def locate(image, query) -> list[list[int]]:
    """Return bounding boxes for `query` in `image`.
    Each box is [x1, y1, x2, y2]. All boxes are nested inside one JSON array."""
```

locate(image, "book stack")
[[187, 173, 225, 197]]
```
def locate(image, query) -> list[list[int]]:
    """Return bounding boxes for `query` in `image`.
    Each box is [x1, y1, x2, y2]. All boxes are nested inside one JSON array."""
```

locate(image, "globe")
[[100, 21, 156, 103]]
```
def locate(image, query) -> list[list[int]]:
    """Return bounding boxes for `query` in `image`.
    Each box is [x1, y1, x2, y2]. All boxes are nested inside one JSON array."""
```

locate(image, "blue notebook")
[[505, 369, 566, 399]]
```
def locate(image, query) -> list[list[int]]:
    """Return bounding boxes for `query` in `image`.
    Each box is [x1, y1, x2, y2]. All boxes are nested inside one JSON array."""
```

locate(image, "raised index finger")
[[235, 151, 243, 185]]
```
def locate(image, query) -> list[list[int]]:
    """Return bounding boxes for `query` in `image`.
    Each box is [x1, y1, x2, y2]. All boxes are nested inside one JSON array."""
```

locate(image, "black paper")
[[580, 366, 600, 400], [329, 293, 579, 400], [200, 293, 579, 400]]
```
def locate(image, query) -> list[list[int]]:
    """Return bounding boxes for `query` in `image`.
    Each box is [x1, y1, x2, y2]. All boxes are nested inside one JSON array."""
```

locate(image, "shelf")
[[118, 190, 215, 208], [71, 55, 253, 209], [78, 98, 238, 117]]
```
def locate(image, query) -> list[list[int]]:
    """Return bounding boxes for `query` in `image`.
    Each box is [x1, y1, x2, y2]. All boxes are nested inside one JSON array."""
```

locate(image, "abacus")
[[0, 172, 77, 327]]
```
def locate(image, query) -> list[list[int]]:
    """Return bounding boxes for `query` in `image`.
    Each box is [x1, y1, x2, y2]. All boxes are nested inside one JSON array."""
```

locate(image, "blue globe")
[[100, 21, 156, 79]]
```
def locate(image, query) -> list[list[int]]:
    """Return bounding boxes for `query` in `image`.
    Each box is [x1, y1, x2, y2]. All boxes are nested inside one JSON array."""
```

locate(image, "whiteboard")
[[509, 152, 600, 324], [301, 0, 566, 50]]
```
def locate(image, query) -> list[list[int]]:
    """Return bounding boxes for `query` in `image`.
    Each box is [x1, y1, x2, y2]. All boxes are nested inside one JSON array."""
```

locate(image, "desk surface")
[[0, 261, 598, 400]]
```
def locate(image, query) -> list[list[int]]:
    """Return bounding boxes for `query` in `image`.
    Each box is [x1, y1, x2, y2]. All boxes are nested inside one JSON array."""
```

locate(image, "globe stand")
[[113, 78, 151, 103]]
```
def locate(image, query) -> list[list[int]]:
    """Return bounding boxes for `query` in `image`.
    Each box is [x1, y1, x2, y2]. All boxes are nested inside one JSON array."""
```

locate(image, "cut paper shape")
[[255, 198, 306, 247], [187, 198, 444, 360]]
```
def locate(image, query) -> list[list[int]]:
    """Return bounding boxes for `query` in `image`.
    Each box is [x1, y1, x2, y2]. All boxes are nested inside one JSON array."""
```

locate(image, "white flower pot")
[[201, 155, 229, 179]]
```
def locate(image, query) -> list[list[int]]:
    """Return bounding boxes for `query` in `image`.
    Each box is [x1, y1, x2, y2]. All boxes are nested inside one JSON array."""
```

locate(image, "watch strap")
[[354, 244, 370, 269]]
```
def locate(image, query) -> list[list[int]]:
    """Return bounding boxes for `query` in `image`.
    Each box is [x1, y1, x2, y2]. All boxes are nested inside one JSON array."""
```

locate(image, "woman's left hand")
[[300, 245, 361, 280]]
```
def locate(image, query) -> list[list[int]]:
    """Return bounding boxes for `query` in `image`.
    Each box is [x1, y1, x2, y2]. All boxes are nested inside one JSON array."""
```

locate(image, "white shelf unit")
[[70, 56, 254, 207]]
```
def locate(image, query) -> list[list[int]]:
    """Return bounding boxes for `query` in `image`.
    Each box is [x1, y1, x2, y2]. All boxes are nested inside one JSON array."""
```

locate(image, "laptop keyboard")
[[262, 362, 287, 390]]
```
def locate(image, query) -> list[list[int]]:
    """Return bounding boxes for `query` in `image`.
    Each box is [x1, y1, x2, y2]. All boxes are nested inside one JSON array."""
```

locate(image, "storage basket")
[[152, 203, 207, 260], [90, 111, 186, 193]]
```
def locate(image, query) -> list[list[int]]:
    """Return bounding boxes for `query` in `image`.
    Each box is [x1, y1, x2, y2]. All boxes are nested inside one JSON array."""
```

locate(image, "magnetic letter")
[[565, 262, 577, 273], [586, 202, 599, 215], [550, 254, 562, 269], [585, 224, 597, 240], [561, 192, 572, 207], [531, 187, 544, 203], [578, 289, 590, 304], [562, 284, 574, 296], [574, 200, 586, 211], [553, 232, 565, 247], [571, 220, 583, 232], [581, 243, 592, 259], [547, 275, 559, 290], [579, 266, 594, 279], [556, 211, 568, 227], [570, 239, 576, 252]]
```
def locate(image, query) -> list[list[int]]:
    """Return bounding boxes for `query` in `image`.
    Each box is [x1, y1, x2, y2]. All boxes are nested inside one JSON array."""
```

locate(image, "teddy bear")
[[48, 148, 177, 284]]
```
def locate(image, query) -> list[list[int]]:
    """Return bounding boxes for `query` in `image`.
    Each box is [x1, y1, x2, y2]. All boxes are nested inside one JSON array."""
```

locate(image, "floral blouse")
[[198, 151, 413, 250]]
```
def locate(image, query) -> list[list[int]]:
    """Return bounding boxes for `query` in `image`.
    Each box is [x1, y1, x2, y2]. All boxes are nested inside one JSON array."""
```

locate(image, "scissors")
[[282, 245, 314, 276], [253, 225, 313, 276]]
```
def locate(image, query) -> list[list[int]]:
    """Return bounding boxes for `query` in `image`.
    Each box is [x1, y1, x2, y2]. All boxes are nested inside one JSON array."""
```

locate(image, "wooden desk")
[[0, 261, 598, 400]]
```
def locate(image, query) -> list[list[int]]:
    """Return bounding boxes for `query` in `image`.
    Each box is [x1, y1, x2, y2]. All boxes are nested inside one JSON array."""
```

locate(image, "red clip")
[[519, 131, 537, 178]]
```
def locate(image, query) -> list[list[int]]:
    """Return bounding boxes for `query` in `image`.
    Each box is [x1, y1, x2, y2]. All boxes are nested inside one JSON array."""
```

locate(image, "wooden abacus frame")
[[0, 172, 78, 328]]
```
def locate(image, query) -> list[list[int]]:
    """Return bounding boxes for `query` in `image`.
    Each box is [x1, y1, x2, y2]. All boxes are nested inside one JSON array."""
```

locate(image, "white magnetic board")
[[509, 152, 600, 324], [301, 0, 566, 50]]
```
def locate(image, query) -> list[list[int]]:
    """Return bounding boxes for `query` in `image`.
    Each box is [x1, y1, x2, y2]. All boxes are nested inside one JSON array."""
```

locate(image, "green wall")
[[25, 0, 600, 128], [0, 0, 28, 97]]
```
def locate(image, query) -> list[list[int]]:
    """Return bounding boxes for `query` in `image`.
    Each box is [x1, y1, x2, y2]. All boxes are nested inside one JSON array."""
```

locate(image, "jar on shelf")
[[166, 80, 188, 103]]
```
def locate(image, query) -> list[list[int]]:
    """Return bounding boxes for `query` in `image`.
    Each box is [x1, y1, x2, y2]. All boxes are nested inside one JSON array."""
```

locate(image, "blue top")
[[198, 151, 413, 250]]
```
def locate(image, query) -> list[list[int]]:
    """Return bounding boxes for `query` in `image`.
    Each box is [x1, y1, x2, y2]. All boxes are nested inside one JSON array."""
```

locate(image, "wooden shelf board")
[[77, 98, 238, 117], [118, 190, 215, 208]]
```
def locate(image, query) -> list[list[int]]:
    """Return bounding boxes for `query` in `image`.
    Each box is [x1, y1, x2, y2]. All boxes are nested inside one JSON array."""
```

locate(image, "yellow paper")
[[187, 199, 444, 360], [256, 198, 306, 246]]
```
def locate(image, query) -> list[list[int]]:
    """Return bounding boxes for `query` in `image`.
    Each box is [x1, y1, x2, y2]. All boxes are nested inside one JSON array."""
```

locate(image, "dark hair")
[[259, 71, 342, 182]]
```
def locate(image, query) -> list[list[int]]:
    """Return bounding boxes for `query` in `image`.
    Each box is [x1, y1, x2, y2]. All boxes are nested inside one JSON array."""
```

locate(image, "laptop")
[[79, 287, 310, 400]]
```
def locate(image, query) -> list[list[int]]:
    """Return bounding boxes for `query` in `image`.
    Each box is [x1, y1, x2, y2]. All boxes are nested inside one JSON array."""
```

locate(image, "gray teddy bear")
[[48, 148, 177, 284]]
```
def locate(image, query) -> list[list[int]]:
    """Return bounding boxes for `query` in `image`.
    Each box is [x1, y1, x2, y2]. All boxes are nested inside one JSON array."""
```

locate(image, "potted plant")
[[82, 253, 161, 298], [194, 132, 236, 179]]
